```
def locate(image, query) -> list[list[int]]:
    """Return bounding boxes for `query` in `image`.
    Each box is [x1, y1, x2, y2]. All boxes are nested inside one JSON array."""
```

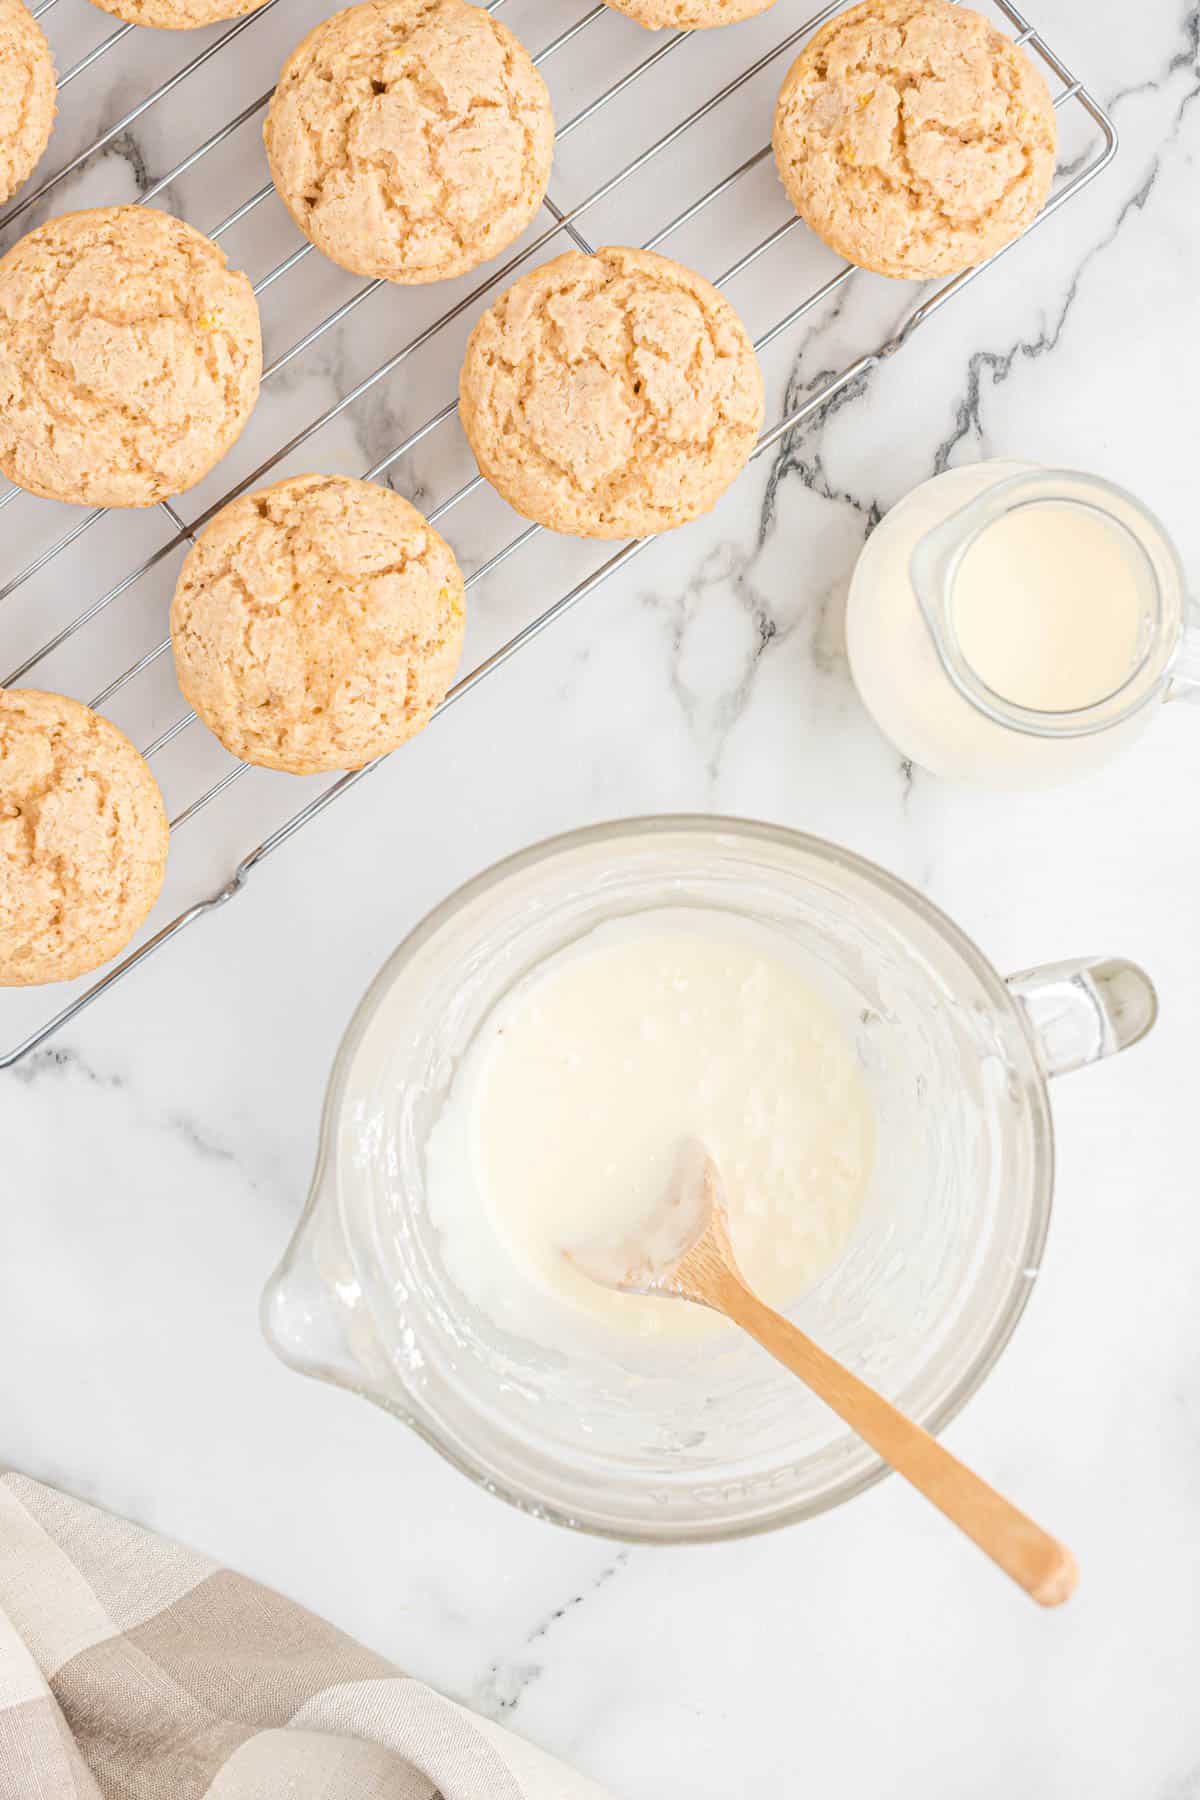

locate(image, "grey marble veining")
[[3, 3, 1200, 1796]]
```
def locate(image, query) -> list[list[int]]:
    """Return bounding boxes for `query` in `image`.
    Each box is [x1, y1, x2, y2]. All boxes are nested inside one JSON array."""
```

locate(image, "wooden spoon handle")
[[718, 1276, 1077, 1607]]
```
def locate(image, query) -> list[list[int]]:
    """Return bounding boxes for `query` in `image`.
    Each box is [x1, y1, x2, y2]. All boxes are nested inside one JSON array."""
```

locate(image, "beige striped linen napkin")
[[0, 1473, 615, 1800]]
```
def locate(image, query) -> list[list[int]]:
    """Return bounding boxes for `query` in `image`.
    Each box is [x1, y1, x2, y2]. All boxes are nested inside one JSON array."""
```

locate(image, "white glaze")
[[426, 912, 873, 1345]]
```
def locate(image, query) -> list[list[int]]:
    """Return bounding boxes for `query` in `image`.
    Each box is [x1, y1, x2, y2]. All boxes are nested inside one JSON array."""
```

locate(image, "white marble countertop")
[[4, 0, 1200, 1794]]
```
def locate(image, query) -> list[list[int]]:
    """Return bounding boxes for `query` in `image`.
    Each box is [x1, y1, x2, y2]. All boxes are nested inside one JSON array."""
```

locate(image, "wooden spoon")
[[567, 1144, 1077, 1607]]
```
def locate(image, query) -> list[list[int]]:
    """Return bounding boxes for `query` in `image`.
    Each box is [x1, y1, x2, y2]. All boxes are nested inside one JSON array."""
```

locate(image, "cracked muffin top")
[[264, 0, 555, 285], [772, 0, 1057, 280], [0, 689, 168, 988], [86, 0, 272, 28], [0, 0, 55, 207], [0, 206, 261, 508], [458, 245, 764, 540], [602, 0, 778, 28], [170, 473, 466, 776]]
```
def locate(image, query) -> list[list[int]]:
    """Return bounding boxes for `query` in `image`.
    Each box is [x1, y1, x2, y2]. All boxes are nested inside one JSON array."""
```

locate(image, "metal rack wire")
[[0, 0, 1116, 1068]]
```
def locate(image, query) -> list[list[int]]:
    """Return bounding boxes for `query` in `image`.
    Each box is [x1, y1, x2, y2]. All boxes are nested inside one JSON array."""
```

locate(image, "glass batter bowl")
[[262, 818, 1155, 1542]]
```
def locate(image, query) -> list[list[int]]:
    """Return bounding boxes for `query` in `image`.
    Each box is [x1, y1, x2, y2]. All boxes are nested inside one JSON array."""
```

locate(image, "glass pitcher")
[[846, 461, 1200, 787], [261, 819, 1156, 1543]]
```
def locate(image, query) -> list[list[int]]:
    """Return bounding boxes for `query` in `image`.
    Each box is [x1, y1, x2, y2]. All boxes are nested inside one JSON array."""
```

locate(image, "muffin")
[[772, 0, 1057, 280], [459, 245, 764, 539], [0, 689, 168, 986], [602, 0, 777, 27], [86, 0, 273, 29], [0, 0, 55, 206], [0, 206, 261, 507], [264, 0, 554, 284], [170, 474, 466, 775]]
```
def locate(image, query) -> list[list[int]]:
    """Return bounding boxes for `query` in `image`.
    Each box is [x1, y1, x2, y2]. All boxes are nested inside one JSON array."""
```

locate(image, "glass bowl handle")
[[1006, 957, 1158, 1079], [1168, 599, 1200, 702]]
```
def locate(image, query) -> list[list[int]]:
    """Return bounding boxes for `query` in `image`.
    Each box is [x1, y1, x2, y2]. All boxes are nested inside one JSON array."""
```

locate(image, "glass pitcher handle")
[[1167, 599, 1200, 702], [1006, 957, 1157, 1079]]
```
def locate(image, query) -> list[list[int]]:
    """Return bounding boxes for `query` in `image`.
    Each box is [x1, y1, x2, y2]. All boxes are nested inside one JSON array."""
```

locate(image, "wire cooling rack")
[[0, 0, 1115, 1068]]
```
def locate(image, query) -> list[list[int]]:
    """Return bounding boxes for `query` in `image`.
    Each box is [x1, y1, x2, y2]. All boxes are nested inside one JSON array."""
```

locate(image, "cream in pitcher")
[[846, 462, 1199, 787]]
